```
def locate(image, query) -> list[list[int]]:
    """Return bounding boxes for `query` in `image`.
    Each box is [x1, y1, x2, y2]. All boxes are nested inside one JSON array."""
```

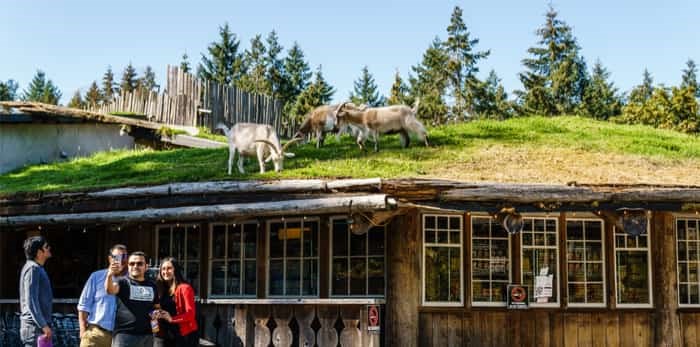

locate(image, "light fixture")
[[617, 208, 648, 236], [496, 207, 524, 234]]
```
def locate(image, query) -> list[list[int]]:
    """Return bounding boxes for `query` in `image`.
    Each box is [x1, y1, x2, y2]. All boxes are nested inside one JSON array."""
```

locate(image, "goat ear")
[[284, 152, 295, 158]]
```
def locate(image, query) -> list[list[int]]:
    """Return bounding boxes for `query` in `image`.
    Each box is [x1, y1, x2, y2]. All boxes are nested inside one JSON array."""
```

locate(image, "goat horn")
[[281, 137, 302, 152], [254, 139, 281, 156]]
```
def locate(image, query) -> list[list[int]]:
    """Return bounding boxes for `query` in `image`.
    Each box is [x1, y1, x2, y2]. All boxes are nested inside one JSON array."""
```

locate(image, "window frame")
[[155, 223, 202, 292], [565, 217, 607, 308], [207, 220, 258, 298], [520, 215, 560, 308], [675, 215, 700, 307], [613, 222, 653, 308], [328, 216, 387, 298], [421, 213, 464, 307], [265, 217, 321, 298], [470, 214, 511, 307]]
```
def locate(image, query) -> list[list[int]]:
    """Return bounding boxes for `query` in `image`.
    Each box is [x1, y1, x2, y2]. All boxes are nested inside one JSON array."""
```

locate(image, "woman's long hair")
[[157, 257, 189, 297]]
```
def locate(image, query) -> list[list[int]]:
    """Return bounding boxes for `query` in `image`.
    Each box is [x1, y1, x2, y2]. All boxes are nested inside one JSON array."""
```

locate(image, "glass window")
[[677, 218, 700, 306], [614, 223, 652, 307], [471, 216, 510, 306], [156, 224, 201, 294], [267, 218, 319, 297], [423, 214, 463, 306], [521, 217, 559, 306], [209, 222, 257, 297], [566, 219, 605, 306], [330, 218, 386, 297]]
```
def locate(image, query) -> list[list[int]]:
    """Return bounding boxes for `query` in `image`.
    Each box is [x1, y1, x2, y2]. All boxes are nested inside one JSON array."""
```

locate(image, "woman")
[[154, 257, 198, 347]]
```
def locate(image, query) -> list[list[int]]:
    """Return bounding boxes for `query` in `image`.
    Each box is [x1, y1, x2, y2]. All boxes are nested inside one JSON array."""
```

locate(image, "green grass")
[[2, 116, 700, 194]]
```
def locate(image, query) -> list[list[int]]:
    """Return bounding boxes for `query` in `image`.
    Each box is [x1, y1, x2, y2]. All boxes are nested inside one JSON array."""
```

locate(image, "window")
[[422, 214, 463, 306], [614, 224, 652, 307], [566, 219, 605, 307], [330, 218, 385, 297], [677, 218, 700, 306], [156, 224, 201, 293], [471, 216, 510, 306], [209, 222, 257, 297], [268, 218, 319, 297], [521, 217, 559, 306]]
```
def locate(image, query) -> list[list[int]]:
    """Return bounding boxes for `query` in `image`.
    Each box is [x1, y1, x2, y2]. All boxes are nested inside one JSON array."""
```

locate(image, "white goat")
[[334, 99, 429, 152], [216, 123, 298, 174]]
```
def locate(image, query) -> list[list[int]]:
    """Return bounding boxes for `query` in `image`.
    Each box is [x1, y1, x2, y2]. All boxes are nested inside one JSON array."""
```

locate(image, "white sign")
[[534, 267, 553, 303]]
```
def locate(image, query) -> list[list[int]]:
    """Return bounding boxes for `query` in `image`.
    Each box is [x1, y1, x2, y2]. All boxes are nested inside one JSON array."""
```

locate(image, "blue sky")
[[1, 0, 698, 105]]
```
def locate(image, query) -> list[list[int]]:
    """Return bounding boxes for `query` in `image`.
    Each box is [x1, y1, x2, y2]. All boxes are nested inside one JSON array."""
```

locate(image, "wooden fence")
[[88, 66, 290, 136]]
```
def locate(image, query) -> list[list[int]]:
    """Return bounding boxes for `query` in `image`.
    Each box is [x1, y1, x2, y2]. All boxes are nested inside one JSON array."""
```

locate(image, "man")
[[19, 236, 53, 347], [77, 244, 128, 347], [105, 251, 158, 347]]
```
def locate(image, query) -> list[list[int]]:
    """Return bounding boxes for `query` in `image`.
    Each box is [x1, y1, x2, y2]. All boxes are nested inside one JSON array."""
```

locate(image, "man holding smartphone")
[[77, 244, 128, 347]]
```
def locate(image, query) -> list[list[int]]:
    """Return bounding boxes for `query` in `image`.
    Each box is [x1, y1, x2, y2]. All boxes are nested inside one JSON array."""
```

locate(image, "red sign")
[[368, 305, 380, 332]]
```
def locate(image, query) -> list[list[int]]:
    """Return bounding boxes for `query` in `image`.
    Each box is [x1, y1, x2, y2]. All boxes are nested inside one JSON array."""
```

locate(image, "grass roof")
[[2, 116, 700, 195]]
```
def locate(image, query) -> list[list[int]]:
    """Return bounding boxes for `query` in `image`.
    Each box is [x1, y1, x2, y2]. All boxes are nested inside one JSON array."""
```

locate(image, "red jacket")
[[170, 283, 198, 336]]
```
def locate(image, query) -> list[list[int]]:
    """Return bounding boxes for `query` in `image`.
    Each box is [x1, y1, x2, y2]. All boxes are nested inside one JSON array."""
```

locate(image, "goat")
[[216, 123, 299, 174], [334, 99, 429, 152], [294, 103, 368, 147]]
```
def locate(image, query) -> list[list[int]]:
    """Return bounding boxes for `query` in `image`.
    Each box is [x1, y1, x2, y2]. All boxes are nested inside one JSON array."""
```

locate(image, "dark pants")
[[20, 321, 43, 347], [153, 331, 198, 347], [111, 333, 153, 347]]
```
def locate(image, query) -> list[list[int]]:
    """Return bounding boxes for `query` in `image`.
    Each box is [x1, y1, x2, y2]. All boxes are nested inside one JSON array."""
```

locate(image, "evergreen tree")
[[67, 90, 85, 108], [266, 30, 285, 98], [620, 85, 699, 133], [0, 79, 19, 101], [239, 34, 270, 94], [577, 60, 622, 119], [119, 63, 138, 93], [444, 5, 490, 118], [85, 81, 102, 107], [681, 59, 699, 98], [137, 65, 159, 93], [410, 37, 449, 124], [281, 42, 312, 119], [472, 70, 512, 119], [518, 5, 588, 115], [387, 70, 409, 105], [102, 66, 118, 102], [22, 70, 62, 105], [349, 65, 385, 107], [180, 53, 191, 74], [290, 65, 335, 122], [628, 69, 654, 104], [198, 23, 244, 86]]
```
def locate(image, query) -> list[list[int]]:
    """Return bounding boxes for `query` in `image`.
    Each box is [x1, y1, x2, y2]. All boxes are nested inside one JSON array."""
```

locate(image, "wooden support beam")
[[653, 212, 681, 347], [1, 195, 392, 226]]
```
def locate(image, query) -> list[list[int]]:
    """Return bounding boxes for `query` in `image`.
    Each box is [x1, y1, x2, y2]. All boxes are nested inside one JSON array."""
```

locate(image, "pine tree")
[[137, 66, 159, 94], [628, 69, 654, 104], [119, 63, 138, 93], [472, 70, 512, 119], [198, 23, 244, 86], [349, 65, 385, 107], [577, 60, 622, 119], [85, 81, 102, 107], [410, 37, 449, 124], [444, 5, 490, 118], [67, 90, 85, 108], [517, 5, 588, 115], [180, 53, 191, 74], [266, 30, 285, 98], [281, 42, 312, 119], [387, 70, 409, 105], [102, 66, 117, 102], [0, 79, 19, 101], [290, 65, 335, 122], [239, 34, 270, 94], [681, 59, 699, 98], [22, 70, 62, 105]]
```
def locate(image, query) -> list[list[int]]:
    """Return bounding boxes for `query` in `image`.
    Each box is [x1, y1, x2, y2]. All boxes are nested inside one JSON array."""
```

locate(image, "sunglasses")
[[128, 262, 145, 267]]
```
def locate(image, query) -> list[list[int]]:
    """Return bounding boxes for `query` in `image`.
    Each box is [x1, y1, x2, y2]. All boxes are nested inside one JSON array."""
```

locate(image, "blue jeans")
[[20, 321, 43, 347], [111, 333, 153, 347]]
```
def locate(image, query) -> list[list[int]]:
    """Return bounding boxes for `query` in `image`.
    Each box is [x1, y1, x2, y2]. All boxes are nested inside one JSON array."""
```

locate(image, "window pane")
[[492, 223, 508, 238], [286, 259, 301, 295], [568, 221, 583, 240], [368, 227, 385, 256], [568, 242, 584, 261], [229, 225, 241, 259], [425, 216, 436, 229], [332, 258, 348, 296], [158, 228, 170, 258], [350, 258, 367, 295], [286, 222, 302, 258], [425, 247, 450, 302], [473, 239, 489, 259], [450, 217, 461, 230], [186, 261, 200, 294], [269, 222, 284, 258], [616, 250, 650, 304], [333, 221, 348, 257], [678, 220, 687, 239], [304, 221, 318, 257], [187, 226, 200, 259], [680, 284, 689, 304], [244, 260, 256, 296], [210, 261, 226, 295], [586, 222, 602, 240], [472, 218, 490, 238], [227, 261, 241, 296], [522, 233, 532, 247], [449, 249, 461, 301], [350, 231, 366, 256], [491, 283, 506, 302], [473, 282, 490, 302], [438, 216, 448, 229], [212, 225, 226, 258], [437, 230, 449, 243], [269, 260, 284, 296], [587, 263, 603, 282], [173, 227, 185, 259], [568, 263, 585, 282], [368, 257, 384, 295], [569, 283, 586, 302], [425, 229, 436, 243], [586, 242, 602, 261], [587, 284, 604, 303], [244, 224, 257, 258], [473, 261, 490, 281], [303, 259, 318, 296]]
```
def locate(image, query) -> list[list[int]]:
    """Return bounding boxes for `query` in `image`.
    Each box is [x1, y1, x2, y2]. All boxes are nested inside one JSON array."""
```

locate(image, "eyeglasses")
[[128, 262, 145, 267]]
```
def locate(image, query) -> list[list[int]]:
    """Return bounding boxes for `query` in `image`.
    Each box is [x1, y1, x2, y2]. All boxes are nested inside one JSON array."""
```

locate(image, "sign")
[[534, 267, 553, 303], [367, 305, 380, 332], [507, 285, 529, 309]]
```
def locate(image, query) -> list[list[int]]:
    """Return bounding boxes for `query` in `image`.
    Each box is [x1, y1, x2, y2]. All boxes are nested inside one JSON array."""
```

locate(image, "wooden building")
[[2, 178, 700, 346]]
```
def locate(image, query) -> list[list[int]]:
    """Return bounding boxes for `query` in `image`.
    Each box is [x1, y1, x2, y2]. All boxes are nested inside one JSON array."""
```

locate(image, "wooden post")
[[296, 305, 316, 347], [653, 212, 681, 347], [271, 305, 293, 347], [251, 305, 271, 347], [339, 305, 361, 347], [317, 305, 339, 347], [386, 208, 420, 347]]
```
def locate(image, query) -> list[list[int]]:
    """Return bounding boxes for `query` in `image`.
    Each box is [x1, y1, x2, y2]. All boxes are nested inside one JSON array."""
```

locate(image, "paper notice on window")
[[534, 267, 553, 302]]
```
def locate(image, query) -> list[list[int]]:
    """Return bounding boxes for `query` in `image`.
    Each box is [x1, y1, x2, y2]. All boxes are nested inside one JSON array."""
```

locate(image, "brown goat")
[[294, 103, 367, 148]]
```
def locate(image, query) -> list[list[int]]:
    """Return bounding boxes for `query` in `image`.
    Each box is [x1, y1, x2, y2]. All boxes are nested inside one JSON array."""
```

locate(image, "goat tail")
[[412, 97, 420, 115]]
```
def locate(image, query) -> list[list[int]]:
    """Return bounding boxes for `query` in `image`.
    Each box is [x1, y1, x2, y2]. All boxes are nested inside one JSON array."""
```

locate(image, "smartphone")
[[111, 253, 125, 264]]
